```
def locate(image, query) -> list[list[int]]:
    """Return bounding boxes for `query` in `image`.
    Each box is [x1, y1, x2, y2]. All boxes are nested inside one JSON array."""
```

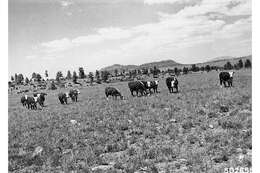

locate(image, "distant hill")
[[100, 55, 252, 73], [197, 55, 252, 67], [140, 60, 181, 68], [100, 64, 138, 72], [209, 56, 235, 62], [101, 59, 181, 73]]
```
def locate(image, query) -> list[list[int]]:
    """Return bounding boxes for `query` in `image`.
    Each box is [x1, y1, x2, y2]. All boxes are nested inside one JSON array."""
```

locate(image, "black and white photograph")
[[7, 0, 253, 172]]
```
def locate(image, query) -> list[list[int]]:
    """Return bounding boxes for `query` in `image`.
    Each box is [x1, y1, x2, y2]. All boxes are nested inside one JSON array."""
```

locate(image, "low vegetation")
[[8, 69, 251, 172]]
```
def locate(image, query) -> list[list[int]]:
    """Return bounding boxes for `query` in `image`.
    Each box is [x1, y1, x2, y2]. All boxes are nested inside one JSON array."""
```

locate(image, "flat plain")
[[8, 69, 252, 173]]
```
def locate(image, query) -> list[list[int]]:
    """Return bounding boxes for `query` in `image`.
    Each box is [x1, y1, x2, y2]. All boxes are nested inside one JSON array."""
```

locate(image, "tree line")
[[9, 58, 251, 85]]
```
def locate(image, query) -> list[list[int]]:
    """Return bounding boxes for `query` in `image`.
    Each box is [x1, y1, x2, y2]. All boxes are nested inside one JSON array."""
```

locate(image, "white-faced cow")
[[21, 94, 44, 110], [219, 71, 234, 87], [128, 81, 148, 97], [33, 92, 47, 107], [105, 87, 123, 100], [69, 89, 80, 102], [166, 76, 178, 93], [58, 92, 70, 104], [25, 96, 38, 110], [142, 80, 159, 94], [21, 95, 28, 107]]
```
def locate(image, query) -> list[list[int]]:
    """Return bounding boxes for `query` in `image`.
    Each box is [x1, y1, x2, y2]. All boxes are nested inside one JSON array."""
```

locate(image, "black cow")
[[128, 81, 148, 97], [33, 93, 47, 107], [58, 92, 70, 104], [166, 76, 178, 93], [105, 87, 123, 100], [21, 95, 28, 107], [69, 89, 80, 102], [26, 96, 38, 110], [219, 71, 234, 87]]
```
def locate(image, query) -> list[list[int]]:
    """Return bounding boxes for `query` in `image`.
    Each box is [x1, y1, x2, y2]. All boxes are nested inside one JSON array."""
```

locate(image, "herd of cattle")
[[19, 71, 234, 110]]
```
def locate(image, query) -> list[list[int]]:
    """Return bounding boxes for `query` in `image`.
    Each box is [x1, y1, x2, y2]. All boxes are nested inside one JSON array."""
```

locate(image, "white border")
[[0, 0, 8, 171], [2, 0, 258, 172], [252, 0, 259, 172]]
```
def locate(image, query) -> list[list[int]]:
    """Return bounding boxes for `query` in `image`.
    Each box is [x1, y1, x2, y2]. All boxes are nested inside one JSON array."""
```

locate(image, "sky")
[[9, 0, 251, 79]]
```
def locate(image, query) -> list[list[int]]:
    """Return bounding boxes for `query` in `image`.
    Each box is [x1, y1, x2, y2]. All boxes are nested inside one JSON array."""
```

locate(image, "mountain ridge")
[[100, 55, 251, 72]]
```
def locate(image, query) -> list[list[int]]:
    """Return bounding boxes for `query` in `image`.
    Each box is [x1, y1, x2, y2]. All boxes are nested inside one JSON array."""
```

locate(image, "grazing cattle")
[[141, 80, 159, 94], [166, 76, 179, 93], [105, 87, 123, 100], [26, 96, 38, 110], [21, 95, 28, 107], [58, 92, 70, 104], [33, 93, 47, 107], [128, 81, 148, 97], [219, 71, 234, 87], [69, 89, 80, 102]]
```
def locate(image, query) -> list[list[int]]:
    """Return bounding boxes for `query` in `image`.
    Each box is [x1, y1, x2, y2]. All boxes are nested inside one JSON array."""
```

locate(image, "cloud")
[[60, 0, 73, 7], [25, 55, 37, 60], [40, 38, 73, 53], [144, 0, 198, 5], [39, 27, 134, 53], [33, 0, 251, 67]]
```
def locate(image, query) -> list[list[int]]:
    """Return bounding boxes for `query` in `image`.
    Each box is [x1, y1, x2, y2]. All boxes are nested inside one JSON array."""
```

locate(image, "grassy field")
[[8, 69, 252, 173]]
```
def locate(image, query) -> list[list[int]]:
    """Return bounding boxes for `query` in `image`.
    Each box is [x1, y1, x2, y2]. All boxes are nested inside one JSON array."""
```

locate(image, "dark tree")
[[56, 71, 63, 82], [79, 67, 86, 79], [137, 69, 142, 75], [11, 76, 14, 81], [244, 59, 251, 68], [233, 64, 239, 70], [142, 68, 148, 75], [224, 61, 233, 70], [49, 81, 57, 90], [88, 72, 94, 83], [35, 74, 42, 82], [8, 81, 12, 88], [183, 67, 188, 74], [200, 66, 205, 71], [131, 70, 137, 78], [114, 69, 118, 77], [66, 70, 72, 80], [237, 59, 244, 69], [205, 65, 211, 72], [153, 66, 156, 75], [45, 70, 48, 78], [95, 70, 100, 81], [101, 71, 110, 82], [25, 77, 29, 84], [72, 71, 78, 83], [191, 64, 199, 72], [32, 72, 37, 79], [153, 66, 160, 77], [174, 67, 179, 75], [17, 74, 24, 84], [14, 73, 18, 83]]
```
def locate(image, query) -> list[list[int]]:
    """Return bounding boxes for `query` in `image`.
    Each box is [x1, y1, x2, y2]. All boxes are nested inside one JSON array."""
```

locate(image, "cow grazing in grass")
[[26, 96, 38, 110], [141, 80, 159, 94], [166, 76, 178, 93], [128, 81, 148, 97], [219, 71, 234, 87], [33, 93, 47, 107], [21, 94, 42, 109], [21, 95, 28, 107], [58, 92, 70, 104], [151, 80, 159, 93], [105, 87, 123, 100], [69, 89, 80, 102]]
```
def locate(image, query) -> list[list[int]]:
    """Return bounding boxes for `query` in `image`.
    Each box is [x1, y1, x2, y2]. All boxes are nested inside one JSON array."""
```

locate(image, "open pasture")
[[8, 70, 252, 172]]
